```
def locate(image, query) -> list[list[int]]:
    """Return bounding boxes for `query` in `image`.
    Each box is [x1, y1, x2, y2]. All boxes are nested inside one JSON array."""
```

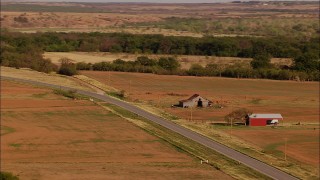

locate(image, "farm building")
[[247, 114, 283, 126], [179, 94, 213, 108]]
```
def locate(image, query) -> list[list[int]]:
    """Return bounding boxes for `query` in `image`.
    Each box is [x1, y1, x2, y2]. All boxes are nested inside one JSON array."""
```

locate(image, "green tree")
[[293, 53, 319, 72], [158, 57, 180, 71], [110, 44, 123, 53], [251, 53, 272, 69], [225, 108, 252, 125]]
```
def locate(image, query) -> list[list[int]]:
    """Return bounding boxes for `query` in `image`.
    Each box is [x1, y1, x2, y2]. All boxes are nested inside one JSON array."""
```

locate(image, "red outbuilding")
[[248, 114, 283, 126]]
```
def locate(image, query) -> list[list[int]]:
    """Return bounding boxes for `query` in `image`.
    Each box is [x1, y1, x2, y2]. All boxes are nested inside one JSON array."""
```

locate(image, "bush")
[[107, 90, 126, 99], [187, 64, 206, 76], [136, 56, 157, 66], [58, 58, 77, 76], [13, 16, 28, 23], [53, 89, 78, 99], [76, 62, 91, 70], [0, 171, 19, 180]]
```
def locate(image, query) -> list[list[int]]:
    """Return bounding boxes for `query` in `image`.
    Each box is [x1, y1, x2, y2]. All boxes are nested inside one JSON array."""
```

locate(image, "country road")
[[1, 76, 299, 180]]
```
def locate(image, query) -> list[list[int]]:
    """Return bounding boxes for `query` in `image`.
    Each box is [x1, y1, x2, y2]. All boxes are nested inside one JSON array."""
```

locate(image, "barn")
[[248, 114, 283, 126], [179, 94, 212, 108]]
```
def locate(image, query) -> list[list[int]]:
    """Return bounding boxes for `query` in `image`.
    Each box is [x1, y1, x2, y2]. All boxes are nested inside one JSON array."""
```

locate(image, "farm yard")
[[1, 80, 232, 179], [80, 70, 319, 175], [81, 71, 319, 124]]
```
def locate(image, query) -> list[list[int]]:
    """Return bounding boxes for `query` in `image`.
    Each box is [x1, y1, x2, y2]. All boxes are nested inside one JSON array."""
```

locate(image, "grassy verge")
[[74, 75, 117, 92], [53, 89, 88, 100], [99, 103, 272, 180]]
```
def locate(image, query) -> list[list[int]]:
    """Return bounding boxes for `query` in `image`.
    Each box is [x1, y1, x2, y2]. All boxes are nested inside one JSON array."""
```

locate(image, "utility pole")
[[157, 95, 160, 107], [108, 71, 111, 85], [129, 80, 131, 95], [230, 118, 233, 136], [190, 106, 193, 121], [284, 138, 287, 161]]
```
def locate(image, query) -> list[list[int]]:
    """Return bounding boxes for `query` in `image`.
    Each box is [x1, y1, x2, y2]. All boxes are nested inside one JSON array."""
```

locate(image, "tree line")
[[1, 31, 319, 58], [73, 55, 319, 81], [0, 31, 318, 80]]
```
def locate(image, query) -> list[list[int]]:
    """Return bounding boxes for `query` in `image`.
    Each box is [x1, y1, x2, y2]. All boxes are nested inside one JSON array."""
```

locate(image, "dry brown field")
[[1, 10, 200, 36], [0, 11, 164, 29], [1, 80, 231, 179], [44, 52, 292, 69], [223, 128, 319, 166], [80, 71, 319, 168], [1, 2, 318, 36], [1, 11, 197, 36]]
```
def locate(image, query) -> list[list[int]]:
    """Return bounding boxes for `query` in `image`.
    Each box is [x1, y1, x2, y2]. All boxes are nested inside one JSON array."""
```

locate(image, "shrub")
[[53, 89, 78, 99], [13, 16, 28, 23], [187, 64, 206, 76], [107, 90, 126, 99], [0, 171, 19, 180], [76, 62, 91, 70], [58, 58, 77, 76], [136, 56, 157, 66]]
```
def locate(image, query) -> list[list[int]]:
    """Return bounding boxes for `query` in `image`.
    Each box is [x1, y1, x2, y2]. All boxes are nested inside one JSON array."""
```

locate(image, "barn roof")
[[179, 94, 212, 103], [179, 94, 200, 102], [249, 114, 283, 119]]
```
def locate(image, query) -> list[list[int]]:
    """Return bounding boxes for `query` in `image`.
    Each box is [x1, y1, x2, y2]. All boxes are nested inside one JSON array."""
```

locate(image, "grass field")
[[80, 71, 319, 178], [44, 52, 292, 69], [1, 80, 233, 179]]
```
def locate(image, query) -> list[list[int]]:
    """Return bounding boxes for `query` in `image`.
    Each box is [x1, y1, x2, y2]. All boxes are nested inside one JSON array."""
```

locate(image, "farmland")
[[81, 71, 319, 123], [1, 0, 319, 179], [80, 70, 319, 177], [1, 80, 232, 179]]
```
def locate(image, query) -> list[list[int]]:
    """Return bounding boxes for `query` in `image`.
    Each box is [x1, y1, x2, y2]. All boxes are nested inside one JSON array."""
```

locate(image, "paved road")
[[1, 76, 299, 180]]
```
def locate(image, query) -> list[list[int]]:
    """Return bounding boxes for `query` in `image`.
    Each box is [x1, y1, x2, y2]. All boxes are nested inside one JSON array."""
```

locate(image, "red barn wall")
[[250, 118, 283, 126], [249, 116, 283, 126], [249, 118, 267, 126]]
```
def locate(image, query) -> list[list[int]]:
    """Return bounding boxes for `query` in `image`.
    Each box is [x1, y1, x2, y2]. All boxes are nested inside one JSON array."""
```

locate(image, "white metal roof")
[[249, 114, 283, 119]]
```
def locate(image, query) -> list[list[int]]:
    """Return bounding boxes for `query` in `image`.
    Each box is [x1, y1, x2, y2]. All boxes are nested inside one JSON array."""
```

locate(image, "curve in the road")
[[1, 76, 299, 180]]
